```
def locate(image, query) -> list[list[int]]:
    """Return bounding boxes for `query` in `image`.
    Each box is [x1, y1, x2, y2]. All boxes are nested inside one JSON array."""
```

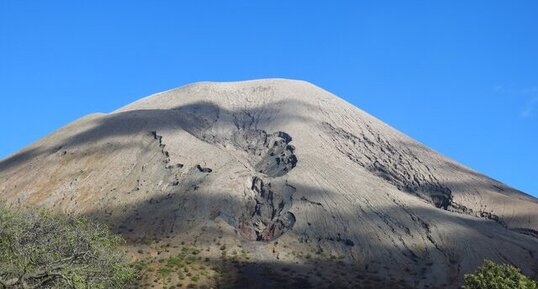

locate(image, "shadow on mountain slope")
[[80, 180, 538, 288], [0, 99, 318, 172]]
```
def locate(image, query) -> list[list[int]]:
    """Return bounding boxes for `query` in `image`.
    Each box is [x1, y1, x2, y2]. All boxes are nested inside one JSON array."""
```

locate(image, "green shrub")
[[0, 203, 133, 288], [167, 255, 184, 267], [157, 267, 173, 277], [463, 260, 537, 289]]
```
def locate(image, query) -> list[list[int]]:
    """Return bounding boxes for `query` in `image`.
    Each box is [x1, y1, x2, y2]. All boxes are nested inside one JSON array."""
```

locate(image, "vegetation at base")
[[463, 259, 537, 289], [0, 203, 133, 288], [131, 245, 237, 288]]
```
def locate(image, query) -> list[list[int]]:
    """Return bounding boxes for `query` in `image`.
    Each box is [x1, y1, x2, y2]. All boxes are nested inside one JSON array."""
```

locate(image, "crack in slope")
[[322, 121, 453, 210]]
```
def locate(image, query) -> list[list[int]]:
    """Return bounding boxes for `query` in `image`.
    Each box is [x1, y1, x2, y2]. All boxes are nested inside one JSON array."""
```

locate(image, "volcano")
[[1, 79, 537, 288]]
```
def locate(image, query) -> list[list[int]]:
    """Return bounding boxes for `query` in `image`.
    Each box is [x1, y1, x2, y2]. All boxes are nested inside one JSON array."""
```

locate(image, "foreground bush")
[[463, 259, 537, 289], [0, 203, 133, 288]]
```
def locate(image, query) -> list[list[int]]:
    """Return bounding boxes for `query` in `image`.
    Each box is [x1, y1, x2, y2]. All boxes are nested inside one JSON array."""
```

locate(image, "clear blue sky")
[[1, 1, 537, 196]]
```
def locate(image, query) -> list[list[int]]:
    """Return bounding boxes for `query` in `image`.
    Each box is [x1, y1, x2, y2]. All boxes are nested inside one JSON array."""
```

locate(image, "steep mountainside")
[[1, 79, 537, 288]]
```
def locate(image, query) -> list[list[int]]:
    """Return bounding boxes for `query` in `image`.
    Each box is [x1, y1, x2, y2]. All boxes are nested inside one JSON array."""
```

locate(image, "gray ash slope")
[[1, 79, 537, 288]]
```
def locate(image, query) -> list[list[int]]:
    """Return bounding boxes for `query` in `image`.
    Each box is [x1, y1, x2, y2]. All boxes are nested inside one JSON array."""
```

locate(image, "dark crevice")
[[300, 196, 323, 207], [196, 165, 213, 173]]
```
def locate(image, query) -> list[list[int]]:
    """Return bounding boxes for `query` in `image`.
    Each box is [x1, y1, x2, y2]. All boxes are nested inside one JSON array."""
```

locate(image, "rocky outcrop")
[[226, 129, 298, 241], [238, 177, 296, 241], [165, 103, 300, 241]]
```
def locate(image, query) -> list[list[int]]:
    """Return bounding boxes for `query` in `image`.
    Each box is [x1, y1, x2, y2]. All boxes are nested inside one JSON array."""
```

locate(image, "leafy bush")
[[463, 259, 537, 289], [0, 203, 133, 288]]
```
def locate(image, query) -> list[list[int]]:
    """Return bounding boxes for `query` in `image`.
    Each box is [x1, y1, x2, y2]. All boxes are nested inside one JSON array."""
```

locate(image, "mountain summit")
[[1, 79, 537, 288]]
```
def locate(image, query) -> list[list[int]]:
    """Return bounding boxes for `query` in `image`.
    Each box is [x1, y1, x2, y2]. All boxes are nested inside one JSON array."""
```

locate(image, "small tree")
[[463, 259, 537, 289], [0, 203, 133, 288]]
